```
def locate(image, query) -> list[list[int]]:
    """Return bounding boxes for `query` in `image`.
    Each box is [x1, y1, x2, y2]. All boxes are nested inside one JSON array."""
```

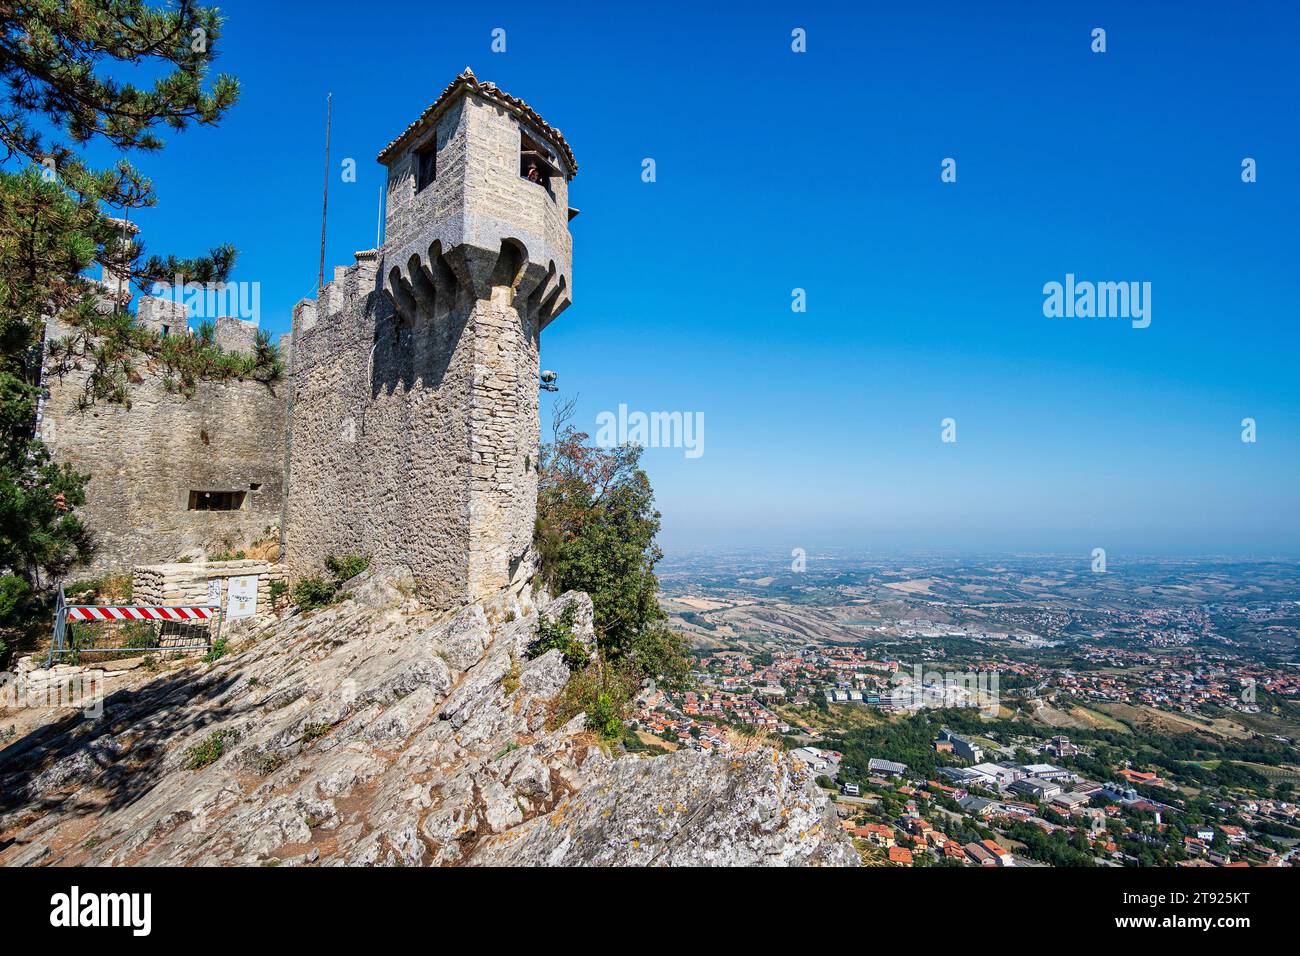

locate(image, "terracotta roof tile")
[[376, 67, 577, 177]]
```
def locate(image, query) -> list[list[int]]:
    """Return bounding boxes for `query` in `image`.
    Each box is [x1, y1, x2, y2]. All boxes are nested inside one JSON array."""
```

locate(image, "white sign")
[[227, 575, 258, 619]]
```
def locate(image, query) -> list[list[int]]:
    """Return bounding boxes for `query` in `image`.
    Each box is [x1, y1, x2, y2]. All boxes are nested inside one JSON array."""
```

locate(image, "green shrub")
[[185, 729, 233, 770], [293, 576, 336, 610], [0, 574, 33, 664], [203, 636, 229, 663], [251, 750, 286, 776], [64, 572, 131, 604], [324, 553, 370, 582], [535, 417, 694, 735], [269, 579, 288, 602], [55, 312, 283, 408], [301, 721, 332, 742], [290, 554, 371, 610], [587, 691, 623, 741], [502, 656, 521, 696], [121, 621, 154, 648], [551, 659, 638, 742], [528, 603, 588, 669], [64, 578, 103, 600], [96, 620, 157, 661]]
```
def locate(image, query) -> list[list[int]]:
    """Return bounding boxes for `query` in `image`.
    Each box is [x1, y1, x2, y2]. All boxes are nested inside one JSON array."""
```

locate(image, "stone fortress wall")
[[39, 295, 286, 576], [283, 69, 575, 610]]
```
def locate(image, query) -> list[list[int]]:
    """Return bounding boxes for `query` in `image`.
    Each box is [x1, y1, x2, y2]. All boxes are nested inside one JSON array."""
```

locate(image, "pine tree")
[[0, 1, 240, 660]]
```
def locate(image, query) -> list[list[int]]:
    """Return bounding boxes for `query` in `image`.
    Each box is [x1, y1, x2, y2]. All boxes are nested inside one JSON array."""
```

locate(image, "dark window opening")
[[160, 324, 170, 337], [249, 482, 262, 491], [519, 129, 559, 197], [415, 141, 437, 192], [188, 490, 246, 511]]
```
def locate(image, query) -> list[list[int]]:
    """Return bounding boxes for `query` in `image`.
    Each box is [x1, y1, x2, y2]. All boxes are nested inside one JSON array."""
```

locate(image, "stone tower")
[[283, 69, 575, 609]]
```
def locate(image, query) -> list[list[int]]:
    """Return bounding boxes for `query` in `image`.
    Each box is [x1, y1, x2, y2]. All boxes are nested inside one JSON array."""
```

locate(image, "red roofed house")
[[980, 838, 1014, 867], [963, 842, 998, 867], [857, 823, 896, 848]]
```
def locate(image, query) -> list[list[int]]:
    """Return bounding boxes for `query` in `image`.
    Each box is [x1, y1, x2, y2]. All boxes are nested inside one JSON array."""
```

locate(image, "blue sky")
[[82, 1, 1300, 556]]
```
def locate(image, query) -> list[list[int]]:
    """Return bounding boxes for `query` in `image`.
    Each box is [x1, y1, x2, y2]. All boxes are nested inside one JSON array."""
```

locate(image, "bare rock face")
[[0, 569, 856, 867]]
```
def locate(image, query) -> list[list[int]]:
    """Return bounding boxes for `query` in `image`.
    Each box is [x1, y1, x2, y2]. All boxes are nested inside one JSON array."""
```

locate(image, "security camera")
[[539, 370, 558, 392]]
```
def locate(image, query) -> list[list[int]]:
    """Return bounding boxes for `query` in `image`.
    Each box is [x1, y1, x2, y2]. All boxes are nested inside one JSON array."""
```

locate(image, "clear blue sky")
[[87, 1, 1300, 557]]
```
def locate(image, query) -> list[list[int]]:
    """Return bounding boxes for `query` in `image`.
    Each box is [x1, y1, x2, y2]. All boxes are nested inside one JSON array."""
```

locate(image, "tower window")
[[188, 490, 246, 511], [415, 141, 437, 192], [519, 129, 559, 192]]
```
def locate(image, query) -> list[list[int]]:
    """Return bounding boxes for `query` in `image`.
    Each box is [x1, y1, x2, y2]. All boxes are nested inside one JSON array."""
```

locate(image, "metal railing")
[[48, 585, 223, 665]]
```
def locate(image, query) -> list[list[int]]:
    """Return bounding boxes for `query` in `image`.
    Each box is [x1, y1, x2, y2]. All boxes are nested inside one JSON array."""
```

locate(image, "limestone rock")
[[0, 568, 856, 867]]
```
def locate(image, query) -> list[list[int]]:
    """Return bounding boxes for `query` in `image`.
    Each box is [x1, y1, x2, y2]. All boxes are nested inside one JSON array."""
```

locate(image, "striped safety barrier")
[[65, 605, 219, 622]]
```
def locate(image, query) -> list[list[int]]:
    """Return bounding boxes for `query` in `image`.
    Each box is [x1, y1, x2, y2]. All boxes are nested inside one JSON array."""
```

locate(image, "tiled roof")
[[376, 67, 577, 177]]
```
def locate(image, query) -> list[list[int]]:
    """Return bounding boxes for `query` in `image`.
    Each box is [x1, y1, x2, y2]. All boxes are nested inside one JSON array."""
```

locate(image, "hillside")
[[0, 569, 855, 867]]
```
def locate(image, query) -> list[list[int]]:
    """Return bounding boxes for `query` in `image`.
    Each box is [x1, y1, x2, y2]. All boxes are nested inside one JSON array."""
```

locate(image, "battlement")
[[292, 251, 382, 335], [136, 295, 189, 337]]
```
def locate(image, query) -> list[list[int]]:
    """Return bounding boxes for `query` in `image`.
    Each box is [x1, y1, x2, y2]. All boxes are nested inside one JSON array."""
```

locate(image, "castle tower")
[[284, 69, 575, 609]]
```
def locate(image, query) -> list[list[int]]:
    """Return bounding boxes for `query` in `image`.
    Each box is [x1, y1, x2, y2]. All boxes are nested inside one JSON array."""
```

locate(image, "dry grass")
[[1097, 702, 1250, 740], [723, 725, 776, 755], [636, 729, 677, 752], [245, 537, 280, 562]]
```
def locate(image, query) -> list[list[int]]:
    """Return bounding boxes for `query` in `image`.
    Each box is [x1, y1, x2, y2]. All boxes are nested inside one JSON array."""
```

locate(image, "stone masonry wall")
[[214, 315, 259, 355], [39, 319, 287, 575], [466, 284, 540, 598], [285, 244, 547, 609], [383, 98, 470, 254], [134, 559, 282, 620], [282, 253, 476, 611], [464, 97, 573, 319]]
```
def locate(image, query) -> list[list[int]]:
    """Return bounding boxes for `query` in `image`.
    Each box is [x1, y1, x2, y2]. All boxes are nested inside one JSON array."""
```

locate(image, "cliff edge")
[[0, 569, 857, 867]]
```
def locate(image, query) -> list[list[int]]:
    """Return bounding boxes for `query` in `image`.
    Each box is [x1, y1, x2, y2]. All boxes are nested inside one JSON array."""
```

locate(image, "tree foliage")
[[536, 401, 693, 737], [0, 1, 240, 662], [536, 407, 664, 655], [1, 1, 238, 203]]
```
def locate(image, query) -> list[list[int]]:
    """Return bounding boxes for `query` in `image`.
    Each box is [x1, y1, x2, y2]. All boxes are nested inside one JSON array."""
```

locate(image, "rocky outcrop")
[[0, 569, 857, 867]]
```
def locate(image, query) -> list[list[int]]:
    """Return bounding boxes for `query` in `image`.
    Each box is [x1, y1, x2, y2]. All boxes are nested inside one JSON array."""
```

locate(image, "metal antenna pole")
[[318, 92, 332, 294], [116, 212, 129, 314]]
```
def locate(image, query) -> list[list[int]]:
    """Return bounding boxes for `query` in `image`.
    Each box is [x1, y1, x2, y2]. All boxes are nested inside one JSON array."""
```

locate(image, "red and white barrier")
[[65, 605, 219, 622]]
